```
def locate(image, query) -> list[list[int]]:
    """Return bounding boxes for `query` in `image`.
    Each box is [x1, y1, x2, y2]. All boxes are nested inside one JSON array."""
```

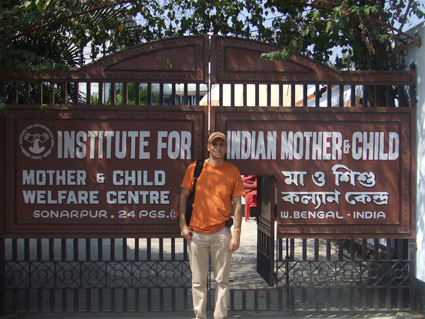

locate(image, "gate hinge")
[[410, 242, 418, 250]]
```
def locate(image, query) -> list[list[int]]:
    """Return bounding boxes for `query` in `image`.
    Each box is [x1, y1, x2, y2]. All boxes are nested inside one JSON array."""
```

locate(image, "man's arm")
[[179, 187, 193, 240], [229, 196, 242, 252]]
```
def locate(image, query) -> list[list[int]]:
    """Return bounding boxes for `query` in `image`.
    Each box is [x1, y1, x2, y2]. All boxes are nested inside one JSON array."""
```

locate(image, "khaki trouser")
[[188, 226, 232, 319]]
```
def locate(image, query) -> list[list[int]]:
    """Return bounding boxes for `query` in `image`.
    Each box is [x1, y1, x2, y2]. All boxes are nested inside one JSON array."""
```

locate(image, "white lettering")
[[291, 211, 343, 219], [353, 211, 386, 219], [280, 131, 342, 160], [33, 210, 108, 218], [22, 190, 99, 204], [157, 131, 192, 159], [22, 170, 87, 186], [228, 131, 276, 160], [106, 190, 170, 205], [113, 170, 166, 186], [57, 130, 164, 160], [352, 131, 399, 160]]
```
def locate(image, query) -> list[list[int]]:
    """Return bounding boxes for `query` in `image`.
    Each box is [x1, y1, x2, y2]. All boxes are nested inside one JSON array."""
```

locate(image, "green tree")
[[3, 0, 423, 72], [1, 0, 424, 111], [2, 0, 124, 73], [90, 83, 159, 105], [0, 0, 169, 112], [161, 0, 424, 71], [113, 83, 160, 105], [259, 0, 424, 71]]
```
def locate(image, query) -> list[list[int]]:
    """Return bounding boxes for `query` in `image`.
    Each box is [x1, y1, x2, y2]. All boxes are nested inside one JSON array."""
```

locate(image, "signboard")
[[214, 107, 416, 238], [3, 106, 207, 238]]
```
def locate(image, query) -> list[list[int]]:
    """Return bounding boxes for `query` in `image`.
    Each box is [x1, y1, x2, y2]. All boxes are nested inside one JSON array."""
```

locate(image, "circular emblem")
[[19, 124, 55, 160]]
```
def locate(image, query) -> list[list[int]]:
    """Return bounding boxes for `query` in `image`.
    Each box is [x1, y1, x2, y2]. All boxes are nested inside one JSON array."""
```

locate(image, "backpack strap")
[[191, 160, 204, 197], [193, 160, 204, 181], [180, 160, 204, 226]]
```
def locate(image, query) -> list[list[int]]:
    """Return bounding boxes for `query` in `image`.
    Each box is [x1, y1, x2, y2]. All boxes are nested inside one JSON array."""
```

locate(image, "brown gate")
[[1, 34, 417, 314], [256, 176, 276, 286]]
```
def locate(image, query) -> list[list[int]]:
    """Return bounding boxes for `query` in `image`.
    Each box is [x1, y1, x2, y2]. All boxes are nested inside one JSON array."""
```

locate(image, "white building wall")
[[405, 22, 425, 283], [305, 85, 363, 107]]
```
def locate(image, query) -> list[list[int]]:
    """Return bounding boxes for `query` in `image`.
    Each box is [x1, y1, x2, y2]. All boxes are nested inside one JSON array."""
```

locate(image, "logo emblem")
[[19, 124, 55, 160]]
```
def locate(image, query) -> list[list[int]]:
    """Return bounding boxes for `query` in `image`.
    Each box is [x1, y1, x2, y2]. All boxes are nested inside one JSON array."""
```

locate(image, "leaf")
[[39, 104, 49, 113], [0, 95, 6, 114], [0, 102, 6, 114], [36, 1, 44, 11]]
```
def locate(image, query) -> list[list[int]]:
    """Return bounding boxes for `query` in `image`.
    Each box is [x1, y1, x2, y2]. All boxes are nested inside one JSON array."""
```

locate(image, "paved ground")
[[1, 310, 422, 319], [229, 218, 269, 288]]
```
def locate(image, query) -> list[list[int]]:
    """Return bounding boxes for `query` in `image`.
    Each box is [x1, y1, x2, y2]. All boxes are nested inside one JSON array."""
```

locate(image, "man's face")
[[207, 137, 227, 160]]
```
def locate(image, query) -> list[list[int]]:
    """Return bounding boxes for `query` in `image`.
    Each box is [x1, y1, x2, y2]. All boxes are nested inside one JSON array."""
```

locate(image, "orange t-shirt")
[[180, 160, 245, 234]]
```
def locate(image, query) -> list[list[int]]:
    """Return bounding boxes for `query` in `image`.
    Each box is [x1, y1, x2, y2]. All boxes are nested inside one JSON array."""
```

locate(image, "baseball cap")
[[208, 132, 227, 143]]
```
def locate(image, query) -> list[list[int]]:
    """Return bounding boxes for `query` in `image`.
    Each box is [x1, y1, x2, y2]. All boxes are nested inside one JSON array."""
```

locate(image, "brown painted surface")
[[214, 106, 416, 238], [3, 105, 207, 238], [210, 35, 416, 85], [2, 105, 417, 239], [0, 35, 417, 239], [2, 35, 415, 86], [2, 36, 209, 83]]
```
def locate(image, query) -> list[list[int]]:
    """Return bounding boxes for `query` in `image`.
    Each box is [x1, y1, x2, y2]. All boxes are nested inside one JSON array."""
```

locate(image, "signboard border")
[[3, 104, 207, 238], [213, 106, 416, 239]]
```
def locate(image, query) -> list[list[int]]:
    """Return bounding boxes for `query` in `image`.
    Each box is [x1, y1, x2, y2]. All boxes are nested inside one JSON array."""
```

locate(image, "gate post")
[[0, 238, 5, 315], [256, 176, 276, 286], [410, 240, 417, 312]]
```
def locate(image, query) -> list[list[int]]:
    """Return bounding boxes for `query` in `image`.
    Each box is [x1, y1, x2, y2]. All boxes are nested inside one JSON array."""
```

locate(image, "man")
[[179, 131, 245, 319]]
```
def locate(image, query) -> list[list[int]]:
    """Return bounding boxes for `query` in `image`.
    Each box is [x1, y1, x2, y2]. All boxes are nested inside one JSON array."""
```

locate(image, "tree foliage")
[[259, 0, 424, 71], [1, 0, 139, 73], [112, 84, 159, 105], [1, 0, 424, 75], [1, 0, 422, 113]]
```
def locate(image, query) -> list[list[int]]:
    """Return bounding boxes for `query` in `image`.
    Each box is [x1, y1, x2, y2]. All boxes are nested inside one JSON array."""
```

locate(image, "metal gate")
[[276, 238, 414, 312], [256, 176, 276, 287], [1, 34, 417, 314]]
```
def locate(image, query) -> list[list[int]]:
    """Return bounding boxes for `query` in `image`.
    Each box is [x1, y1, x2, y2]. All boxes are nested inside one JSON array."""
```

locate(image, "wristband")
[[234, 228, 241, 232]]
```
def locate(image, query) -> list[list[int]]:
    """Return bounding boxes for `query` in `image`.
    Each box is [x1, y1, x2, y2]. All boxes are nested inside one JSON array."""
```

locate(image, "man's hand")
[[178, 188, 193, 240], [229, 231, 241, 252], [229, 196, 243, 252], [180, 224, 193, 241]]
